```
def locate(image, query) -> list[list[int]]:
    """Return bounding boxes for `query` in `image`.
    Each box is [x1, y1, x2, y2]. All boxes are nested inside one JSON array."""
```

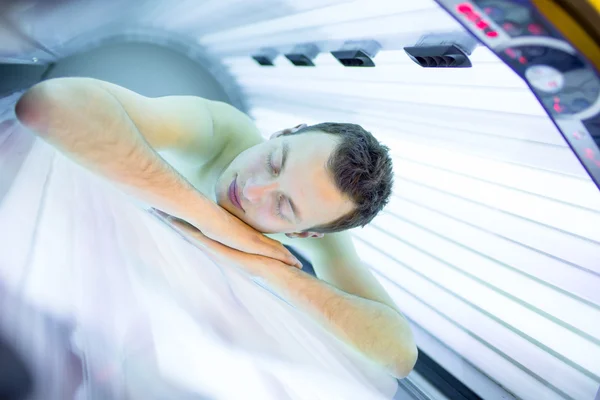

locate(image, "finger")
[[258, 237, 303, 269], [235, 238, 303, 270], [151, 208, 169, 218], [167, 218, 236, 262], [252, 244, 302, 270], [279, 249, 303, 269], [167, 216, 190, 229], [280, 249, 303, 269], [158, 211, 303, 269]]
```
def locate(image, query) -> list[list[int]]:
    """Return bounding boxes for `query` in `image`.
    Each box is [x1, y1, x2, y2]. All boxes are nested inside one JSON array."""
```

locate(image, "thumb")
[[268, 241, 303, 269]]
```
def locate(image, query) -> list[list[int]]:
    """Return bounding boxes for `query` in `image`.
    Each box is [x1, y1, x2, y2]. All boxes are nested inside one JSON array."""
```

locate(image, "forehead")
[[278, 132, 354, 226], [285, 131, 337, 159]]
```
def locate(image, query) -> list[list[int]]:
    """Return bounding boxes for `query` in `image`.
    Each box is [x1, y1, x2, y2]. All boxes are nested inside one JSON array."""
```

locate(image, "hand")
[[153, 208, 303, 269], [157, 214, 301, 277]]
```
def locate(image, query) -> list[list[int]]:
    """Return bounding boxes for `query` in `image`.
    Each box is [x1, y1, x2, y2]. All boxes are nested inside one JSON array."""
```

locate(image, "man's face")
[[215, 130, 355, 234]]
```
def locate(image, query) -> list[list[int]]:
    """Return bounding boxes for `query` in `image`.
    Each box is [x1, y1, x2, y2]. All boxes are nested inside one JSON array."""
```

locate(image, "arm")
[[14, 77, 217, 219], [15, 77, 301, 267], [282, 232, 402, 311], [275, 232, 418, 376], [165, 216, 418, 379], [254, 262, 418, 379]]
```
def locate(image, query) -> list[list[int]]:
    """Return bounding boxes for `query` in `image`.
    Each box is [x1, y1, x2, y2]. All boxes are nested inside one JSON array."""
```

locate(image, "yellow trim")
[[589, 0, 600, 13], [531, 0, 600, 69]]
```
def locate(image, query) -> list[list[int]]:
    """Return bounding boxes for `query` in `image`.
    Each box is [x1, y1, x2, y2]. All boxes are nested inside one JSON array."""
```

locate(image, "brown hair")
[[289, 122, 394, 233]]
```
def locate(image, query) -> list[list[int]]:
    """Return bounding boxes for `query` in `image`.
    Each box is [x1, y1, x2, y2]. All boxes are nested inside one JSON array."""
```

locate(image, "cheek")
[[251, 203, 275, 222], [248, 205, 288, 232]]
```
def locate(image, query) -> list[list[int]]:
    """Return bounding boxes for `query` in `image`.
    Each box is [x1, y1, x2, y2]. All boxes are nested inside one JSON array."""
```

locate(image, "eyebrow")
[[281, 141, 302, 223]]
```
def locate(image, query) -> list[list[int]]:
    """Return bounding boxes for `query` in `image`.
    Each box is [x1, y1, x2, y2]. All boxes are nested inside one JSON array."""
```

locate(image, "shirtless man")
[[14, 77, 418, 379]]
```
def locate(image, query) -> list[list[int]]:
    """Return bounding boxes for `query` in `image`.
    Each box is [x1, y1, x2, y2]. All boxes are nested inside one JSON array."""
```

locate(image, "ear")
[[285, 231, 324, 239], [269, 123, 308, 140]]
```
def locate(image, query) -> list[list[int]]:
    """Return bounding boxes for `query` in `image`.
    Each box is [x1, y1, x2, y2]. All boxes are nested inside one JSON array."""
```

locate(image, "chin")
[[221, 202, 238, 217], [215, 180, 230, 208], [215, 193, 227, 209]]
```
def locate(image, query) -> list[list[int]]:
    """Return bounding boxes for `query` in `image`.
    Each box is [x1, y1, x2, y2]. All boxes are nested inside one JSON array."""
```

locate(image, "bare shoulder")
[[57, 78, 261, 167], [206, 101, 263, 149]]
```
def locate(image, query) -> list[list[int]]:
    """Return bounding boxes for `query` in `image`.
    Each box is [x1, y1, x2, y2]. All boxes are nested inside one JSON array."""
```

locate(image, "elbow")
[[15, 82, 53, 132], [391, 344, 419, 379], [15, 79, 76, 133]]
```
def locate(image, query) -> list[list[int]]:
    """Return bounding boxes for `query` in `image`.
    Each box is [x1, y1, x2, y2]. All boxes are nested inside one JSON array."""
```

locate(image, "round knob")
[[525, 65, 565, 93]]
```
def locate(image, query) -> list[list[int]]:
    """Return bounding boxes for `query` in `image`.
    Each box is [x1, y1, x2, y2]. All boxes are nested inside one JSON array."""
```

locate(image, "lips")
[[228, 176, 244, 212]]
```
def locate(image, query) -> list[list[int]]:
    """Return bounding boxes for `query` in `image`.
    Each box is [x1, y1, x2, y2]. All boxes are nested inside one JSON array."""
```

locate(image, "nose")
[[242, 177, 279, 203]]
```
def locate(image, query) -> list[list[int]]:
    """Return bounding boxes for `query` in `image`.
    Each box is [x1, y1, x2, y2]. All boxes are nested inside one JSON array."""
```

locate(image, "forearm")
[[154, 215, 414, 373], [15, 80, 210, 219], [254, 265, 418, 378]]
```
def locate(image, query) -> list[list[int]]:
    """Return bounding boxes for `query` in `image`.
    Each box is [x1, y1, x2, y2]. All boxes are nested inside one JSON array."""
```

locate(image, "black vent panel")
[[404, 45, 472, 68]]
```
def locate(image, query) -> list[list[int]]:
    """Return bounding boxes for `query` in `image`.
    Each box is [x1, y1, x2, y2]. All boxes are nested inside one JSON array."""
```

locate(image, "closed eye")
[[276, 195, 294, 222], [269, 142, 300, 223], [266, 152, 280, 175]]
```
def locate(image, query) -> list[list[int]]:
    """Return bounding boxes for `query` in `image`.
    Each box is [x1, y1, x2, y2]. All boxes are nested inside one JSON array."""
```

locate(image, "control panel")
[[437, 0, 600, 189], [472, 0, 550, 38]]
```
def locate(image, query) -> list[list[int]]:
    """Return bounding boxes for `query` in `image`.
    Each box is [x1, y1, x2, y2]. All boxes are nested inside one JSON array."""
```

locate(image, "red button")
[[476, 20, 489, 30], [528, 23, 543, 35], [486, 30, 499, 38], [503, 22, 515, 31], [505, 48, 516, 58], [584, 148, 595, 159], [457, 3, 473, 13], [466, 12, 480, 21]]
